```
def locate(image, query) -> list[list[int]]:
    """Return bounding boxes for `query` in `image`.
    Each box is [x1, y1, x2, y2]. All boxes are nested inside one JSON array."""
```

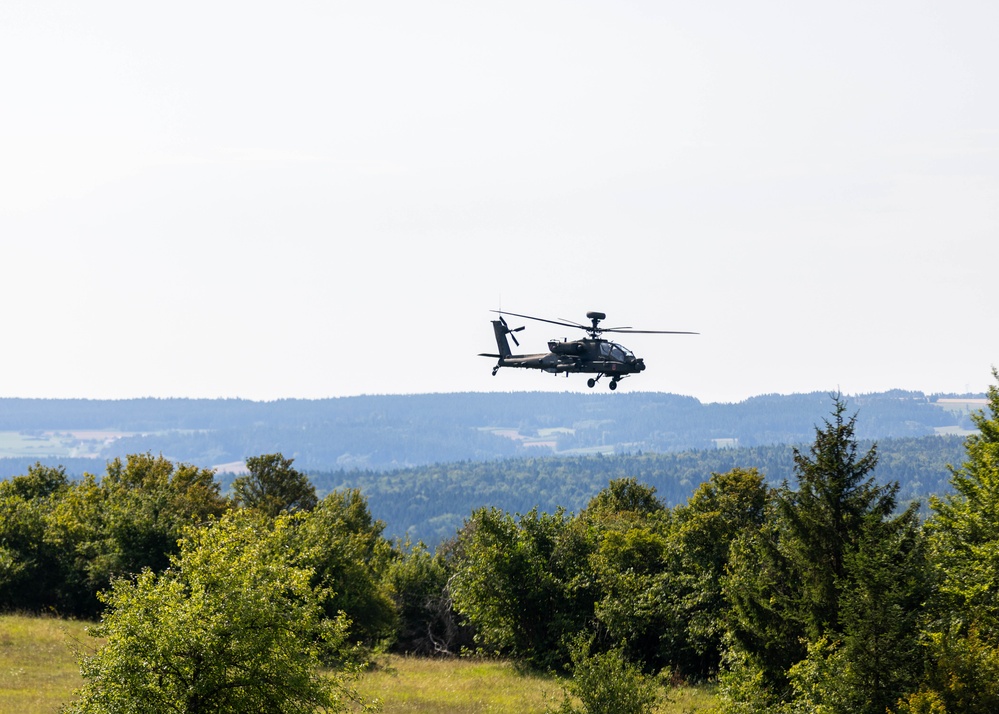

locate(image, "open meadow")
[[0, 615, 98, 714], [0, 615, 717, 713]]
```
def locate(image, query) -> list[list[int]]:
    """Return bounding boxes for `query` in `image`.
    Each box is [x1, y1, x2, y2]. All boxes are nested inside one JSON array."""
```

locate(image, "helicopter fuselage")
[[545, 337, 645, 374], [495, 339, 645, 375], [481, 320, 645, 389], [480, 310, 695, 390]]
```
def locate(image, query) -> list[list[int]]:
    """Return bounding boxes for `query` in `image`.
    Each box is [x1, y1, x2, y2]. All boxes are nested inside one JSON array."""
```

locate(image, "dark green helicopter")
[[480, 310, 697, 390]]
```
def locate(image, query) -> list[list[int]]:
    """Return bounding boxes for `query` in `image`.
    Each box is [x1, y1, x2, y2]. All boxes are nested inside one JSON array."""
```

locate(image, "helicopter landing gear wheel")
[[609, 379, 618, 391], [587, 378, 596, 388], [492, 366, 499, 376]]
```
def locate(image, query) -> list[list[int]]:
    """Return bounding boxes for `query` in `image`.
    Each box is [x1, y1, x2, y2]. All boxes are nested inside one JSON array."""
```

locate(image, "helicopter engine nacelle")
[[549, 340, 585, 356]]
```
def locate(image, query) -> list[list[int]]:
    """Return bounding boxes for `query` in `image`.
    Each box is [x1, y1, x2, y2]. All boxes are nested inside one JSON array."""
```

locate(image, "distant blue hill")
[[0, 390, 981, 477]]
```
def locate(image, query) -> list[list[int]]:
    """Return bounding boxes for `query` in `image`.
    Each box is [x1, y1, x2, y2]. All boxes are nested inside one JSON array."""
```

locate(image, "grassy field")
[[0, 615, 99, 714], [357, 655, 718, 713], [357, 656, 556, 713], [0, 615, 717, 713]]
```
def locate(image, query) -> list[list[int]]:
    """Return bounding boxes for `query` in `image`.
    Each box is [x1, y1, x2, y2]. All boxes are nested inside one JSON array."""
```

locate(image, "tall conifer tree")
[[721, 397, 927, 714], [778, 397, 896, 637]]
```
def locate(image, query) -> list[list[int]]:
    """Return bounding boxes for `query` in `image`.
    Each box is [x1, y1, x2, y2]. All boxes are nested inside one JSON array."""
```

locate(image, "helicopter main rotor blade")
[[492, 310, 698, 335], [492, 310, 588, 332], [601, 328, 700, 335]]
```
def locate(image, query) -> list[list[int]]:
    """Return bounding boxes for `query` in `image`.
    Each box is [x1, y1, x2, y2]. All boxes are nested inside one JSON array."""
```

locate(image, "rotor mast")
[[585, 311, 607, 339]]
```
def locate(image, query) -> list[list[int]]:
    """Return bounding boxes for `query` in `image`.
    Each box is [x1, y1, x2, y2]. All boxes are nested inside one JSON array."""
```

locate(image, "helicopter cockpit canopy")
[[600, 342, 634, 361]]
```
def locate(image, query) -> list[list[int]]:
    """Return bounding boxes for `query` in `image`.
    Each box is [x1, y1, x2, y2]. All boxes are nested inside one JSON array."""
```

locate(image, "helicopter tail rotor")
[[499, 316, 525, 347]]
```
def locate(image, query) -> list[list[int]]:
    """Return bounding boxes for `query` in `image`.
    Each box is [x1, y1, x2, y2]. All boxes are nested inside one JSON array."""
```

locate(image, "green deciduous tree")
[[894, 624, 999, 714], [450, 506, 594, 670], [294, 488, 397, 651], [906, 368, 999, 713], [584, 477, 664, 522], [1, 462, 69, 500], [667, 468, 769, 677], [98, 453, 230, 575], [386, 538, 472, 656], [67, 509, 371, 714], [1, 457, 228, 616], [0, 465, 69, 611], [929, 367, 999, 635], [232, 452, 318, 517], [582, 479, 673, 672], [575, 474, 769, 678], [546, 637, 662, 714], [43, 454, 229, 616]]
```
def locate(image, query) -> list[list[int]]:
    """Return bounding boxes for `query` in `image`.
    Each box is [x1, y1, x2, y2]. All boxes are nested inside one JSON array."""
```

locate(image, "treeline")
[[4, 381, 999, 713]]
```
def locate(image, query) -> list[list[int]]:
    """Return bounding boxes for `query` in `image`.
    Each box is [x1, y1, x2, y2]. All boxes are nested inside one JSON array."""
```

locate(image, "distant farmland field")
[[0, 431, 128, 459]]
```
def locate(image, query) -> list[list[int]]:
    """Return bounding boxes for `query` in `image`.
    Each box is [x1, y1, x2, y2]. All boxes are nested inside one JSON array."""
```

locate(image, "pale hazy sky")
[[2, 1, 996, 403]]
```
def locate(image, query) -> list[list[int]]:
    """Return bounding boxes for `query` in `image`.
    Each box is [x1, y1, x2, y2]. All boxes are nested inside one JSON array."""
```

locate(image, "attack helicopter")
[[479, 310, 697, 390]]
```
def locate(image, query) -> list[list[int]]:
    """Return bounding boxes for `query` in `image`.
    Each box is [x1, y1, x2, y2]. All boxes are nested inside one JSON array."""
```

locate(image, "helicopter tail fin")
[[490, 319, 515, 358]]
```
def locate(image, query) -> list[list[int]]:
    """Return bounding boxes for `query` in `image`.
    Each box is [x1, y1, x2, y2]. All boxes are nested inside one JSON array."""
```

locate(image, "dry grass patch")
[[667, 682, 719, 713], [0, 614, 96, 714], [356, 655, 718, 714], [357, 655, 555, 713]]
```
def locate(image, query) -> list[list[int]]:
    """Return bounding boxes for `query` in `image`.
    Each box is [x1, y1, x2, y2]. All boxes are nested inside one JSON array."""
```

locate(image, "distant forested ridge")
[[308, 434, 966, 543], [0, 390, 979, 477]]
